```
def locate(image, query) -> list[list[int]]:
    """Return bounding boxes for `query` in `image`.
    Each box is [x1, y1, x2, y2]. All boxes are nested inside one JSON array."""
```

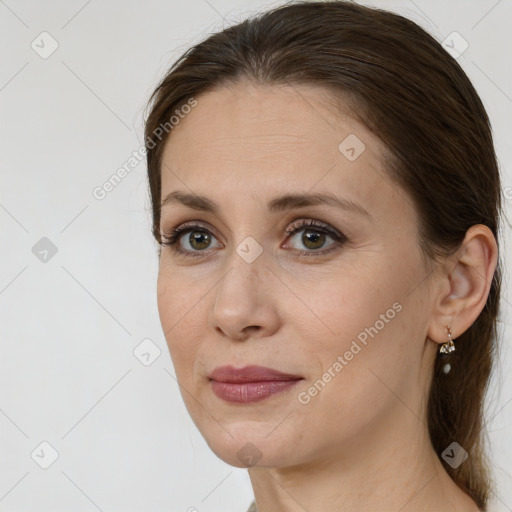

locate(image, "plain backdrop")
[[1, 0, 511, 511]]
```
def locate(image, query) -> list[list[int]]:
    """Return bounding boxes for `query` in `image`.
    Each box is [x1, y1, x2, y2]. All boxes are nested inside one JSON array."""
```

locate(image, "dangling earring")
[[440, 324, 455, 374], [439, 324, 455, 354]]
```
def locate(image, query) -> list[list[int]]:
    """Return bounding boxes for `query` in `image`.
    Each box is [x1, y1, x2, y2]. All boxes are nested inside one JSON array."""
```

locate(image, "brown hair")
[[143, 1, 502, 508]]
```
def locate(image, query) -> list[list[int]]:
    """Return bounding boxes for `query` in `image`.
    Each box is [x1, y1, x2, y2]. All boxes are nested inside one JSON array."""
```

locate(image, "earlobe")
[[427, 224, 498, 347]]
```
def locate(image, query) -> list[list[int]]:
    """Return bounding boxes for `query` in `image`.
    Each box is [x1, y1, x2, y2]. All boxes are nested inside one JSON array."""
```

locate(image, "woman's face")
[[157, 81, 438, 468]]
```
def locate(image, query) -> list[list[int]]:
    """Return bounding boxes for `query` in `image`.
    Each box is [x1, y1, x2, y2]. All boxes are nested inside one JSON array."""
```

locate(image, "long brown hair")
[[143, 1, 502, 508]]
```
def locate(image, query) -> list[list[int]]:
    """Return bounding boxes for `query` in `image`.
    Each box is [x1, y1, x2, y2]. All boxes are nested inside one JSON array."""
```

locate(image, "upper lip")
[[209, 365, 303, 383]]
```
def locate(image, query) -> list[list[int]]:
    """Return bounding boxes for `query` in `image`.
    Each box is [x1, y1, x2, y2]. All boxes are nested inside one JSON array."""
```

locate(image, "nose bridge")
[[209, 234, 273, 336], [218, 234, 267, 300]]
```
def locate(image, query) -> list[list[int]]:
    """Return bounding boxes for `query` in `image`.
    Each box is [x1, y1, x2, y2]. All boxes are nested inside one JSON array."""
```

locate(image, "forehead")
[[163, 81, 385, 160], [159, 81, 410, 222]]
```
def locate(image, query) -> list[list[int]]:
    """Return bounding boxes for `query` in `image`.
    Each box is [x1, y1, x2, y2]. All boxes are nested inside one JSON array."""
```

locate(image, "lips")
[[209, 365, 303, 383], [208, 365, 304, 403]]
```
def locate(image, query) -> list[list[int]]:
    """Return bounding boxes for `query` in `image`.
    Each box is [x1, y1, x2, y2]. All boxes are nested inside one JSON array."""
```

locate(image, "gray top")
[[246, 499, 257, 512], [245, 495, 503, 511]]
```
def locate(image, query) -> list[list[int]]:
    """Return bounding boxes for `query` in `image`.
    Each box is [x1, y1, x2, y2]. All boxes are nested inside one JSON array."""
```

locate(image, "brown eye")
[[288, 227, 335, 252], [284, 219, 347, 256], [184, 230, 213, 251], [160, 222, 222, 258]]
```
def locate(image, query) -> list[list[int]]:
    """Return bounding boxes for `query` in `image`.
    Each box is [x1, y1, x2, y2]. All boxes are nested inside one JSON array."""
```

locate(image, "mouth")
[[208, 365, 304, 403]]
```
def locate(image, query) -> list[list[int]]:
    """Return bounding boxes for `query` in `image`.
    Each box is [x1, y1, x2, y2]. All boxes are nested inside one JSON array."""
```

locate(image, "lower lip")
[[210, 379, 302, 403]]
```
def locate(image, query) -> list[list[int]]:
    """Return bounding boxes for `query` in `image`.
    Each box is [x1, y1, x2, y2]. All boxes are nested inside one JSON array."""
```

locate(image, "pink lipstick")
[[209, 365, 303, 403]]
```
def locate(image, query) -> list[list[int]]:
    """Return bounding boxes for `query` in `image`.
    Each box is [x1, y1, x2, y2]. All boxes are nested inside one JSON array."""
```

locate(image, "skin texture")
[[156, 81, 497, 512]]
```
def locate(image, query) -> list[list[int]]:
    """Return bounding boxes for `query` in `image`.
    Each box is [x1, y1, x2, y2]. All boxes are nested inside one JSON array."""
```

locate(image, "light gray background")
[[1, 0, 511, 511]]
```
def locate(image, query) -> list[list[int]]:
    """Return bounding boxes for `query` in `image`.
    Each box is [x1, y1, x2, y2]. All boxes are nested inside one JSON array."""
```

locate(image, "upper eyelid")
[[169, 218, 338, 237], [286, 219, 343, 237]]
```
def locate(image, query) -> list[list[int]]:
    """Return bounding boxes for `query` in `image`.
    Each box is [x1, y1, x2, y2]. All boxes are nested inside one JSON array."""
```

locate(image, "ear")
[[427, 224, 498, 346]]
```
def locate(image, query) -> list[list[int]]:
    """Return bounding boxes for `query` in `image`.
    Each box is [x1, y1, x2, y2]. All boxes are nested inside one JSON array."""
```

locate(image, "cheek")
[[295, 262, 399, 344], [156, 270, 176, 339], [157, 265, 202, 330], [157, 269, 203, 374], [293, 294, 409, 449], [297, 255, 422, 421], [297, 258, 411, 379]]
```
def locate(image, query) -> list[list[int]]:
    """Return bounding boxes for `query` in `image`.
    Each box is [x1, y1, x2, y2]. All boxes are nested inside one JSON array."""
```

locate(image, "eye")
[[283, 219, 347, 256], [160, 219, 347, 259], [160, 221, 222, 258]]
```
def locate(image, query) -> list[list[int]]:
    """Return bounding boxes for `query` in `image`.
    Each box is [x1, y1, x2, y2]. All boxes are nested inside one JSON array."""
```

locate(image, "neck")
[[247, 399, 477, 512]]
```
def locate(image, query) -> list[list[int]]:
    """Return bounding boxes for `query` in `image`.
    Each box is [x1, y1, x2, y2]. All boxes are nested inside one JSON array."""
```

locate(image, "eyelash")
[[160, 219, 348, 259]]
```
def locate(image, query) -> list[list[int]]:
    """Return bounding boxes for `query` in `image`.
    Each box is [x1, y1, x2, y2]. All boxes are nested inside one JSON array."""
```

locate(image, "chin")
[[201, 426, 295, 469]]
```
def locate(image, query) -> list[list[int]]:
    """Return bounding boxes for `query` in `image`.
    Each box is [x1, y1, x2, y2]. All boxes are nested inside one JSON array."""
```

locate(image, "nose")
[[209, 248, 280, 341]]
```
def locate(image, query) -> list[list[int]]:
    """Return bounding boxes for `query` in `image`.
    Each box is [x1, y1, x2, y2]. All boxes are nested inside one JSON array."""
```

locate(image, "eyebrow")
[[160, 190, 371, 218]]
